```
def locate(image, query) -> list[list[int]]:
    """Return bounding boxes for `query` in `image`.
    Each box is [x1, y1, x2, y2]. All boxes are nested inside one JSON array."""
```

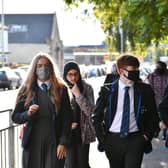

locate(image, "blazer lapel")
[[134, 83, 142, 122], [107, 80, 118, 129], [111, 81, 118, 119]]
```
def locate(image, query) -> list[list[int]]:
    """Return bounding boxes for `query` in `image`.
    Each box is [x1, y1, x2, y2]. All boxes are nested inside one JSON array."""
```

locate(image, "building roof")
[[2, 0, 57, 14]]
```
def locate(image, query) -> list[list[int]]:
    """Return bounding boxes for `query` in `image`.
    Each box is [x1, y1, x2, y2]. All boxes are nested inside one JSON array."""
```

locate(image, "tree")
[[63, 0, 168, 57]]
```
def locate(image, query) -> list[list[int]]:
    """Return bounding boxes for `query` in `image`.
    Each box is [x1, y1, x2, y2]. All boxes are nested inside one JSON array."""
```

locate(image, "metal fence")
[[0, 109, 22, 168]]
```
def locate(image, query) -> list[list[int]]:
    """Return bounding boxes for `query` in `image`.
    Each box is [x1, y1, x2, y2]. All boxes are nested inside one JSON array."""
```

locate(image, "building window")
[[8, 24, 28, 33]]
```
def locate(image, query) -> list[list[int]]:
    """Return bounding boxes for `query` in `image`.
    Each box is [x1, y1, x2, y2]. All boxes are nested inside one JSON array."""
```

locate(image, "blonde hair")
[[16, 52, 67, 112]]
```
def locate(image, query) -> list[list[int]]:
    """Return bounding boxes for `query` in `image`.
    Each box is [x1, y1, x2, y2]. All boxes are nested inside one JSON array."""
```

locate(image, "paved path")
[[142, 138, 168, 168], [89, 138, 168, 168]]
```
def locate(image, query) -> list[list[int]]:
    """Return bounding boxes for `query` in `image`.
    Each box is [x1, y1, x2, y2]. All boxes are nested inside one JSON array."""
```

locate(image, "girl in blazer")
[[12, 52, 72, 168]]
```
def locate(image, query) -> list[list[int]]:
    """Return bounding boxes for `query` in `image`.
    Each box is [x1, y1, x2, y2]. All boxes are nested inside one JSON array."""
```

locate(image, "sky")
[[0, 0, 105, 46]]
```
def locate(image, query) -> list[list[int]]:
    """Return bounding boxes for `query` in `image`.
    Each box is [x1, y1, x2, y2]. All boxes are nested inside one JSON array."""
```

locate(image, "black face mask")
[[126, 70, 140, 82]]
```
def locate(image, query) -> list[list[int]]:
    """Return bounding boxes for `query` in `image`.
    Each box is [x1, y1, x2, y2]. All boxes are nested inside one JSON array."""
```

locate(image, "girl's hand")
[[71, 122, 78, 129], [57, 145, 66, 159], [28, 104, 39, 116]]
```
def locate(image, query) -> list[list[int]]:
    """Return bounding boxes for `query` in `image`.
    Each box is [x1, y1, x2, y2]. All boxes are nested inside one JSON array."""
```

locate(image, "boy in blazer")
[[92, 54, 159, 168]]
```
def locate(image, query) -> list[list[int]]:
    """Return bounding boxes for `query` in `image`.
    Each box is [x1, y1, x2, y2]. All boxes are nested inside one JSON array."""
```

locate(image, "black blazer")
[[103, 73, 119, 85], [92, 80, 159, 153], [11, 85, 72, 149]]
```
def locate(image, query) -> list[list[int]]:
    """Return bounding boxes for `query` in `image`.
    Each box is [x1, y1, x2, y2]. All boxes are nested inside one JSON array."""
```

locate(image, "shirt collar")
[[37, 79, 51, 90], [119, 79, 133, 90]]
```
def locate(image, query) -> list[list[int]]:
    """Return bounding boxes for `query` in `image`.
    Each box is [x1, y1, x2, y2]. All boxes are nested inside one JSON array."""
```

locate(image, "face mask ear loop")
[[122, 74, 127, 80], [122, 69, 129, 80]]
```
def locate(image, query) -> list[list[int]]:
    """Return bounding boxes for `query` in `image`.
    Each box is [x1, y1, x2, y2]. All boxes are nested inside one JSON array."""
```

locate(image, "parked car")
[[139, 65, 152, 82], [0, 67, 20, 90], [13, 68, 27, 88]]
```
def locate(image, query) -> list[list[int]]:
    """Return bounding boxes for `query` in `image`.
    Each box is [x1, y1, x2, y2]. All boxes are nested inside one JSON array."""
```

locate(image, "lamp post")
[[1, 0, 5, 66], [119, 17, 123, 54]]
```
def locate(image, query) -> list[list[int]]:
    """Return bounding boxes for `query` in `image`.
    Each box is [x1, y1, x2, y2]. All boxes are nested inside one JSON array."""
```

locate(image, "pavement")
[[142, 138, 168, 168], [89, 134, 168, 168]]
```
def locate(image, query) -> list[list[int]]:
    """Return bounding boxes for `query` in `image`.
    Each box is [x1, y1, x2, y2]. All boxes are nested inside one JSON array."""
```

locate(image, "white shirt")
[[109, 79, 138, 133], [37, 79, 51, 91]]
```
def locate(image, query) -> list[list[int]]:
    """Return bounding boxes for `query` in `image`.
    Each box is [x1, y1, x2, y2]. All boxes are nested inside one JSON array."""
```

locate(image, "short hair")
[[117, 54, 140, 70]]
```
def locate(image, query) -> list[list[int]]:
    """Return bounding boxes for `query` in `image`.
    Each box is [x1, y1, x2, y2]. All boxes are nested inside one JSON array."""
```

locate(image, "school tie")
[[41, 83, 48, 92], [120, 86, 130, 138]]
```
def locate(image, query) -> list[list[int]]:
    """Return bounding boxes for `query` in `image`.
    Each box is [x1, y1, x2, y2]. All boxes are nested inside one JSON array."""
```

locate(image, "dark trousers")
[[65, 143, 90, 168], [105, 132, 145, 168]]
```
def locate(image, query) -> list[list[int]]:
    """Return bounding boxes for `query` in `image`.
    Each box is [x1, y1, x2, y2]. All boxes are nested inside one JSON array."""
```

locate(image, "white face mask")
[[36, 66, 50, 81]]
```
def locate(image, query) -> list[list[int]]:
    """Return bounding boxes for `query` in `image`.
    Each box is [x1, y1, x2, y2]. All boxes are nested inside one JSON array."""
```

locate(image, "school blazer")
[[11, 84, 72, 149], [92, 80, 159, 153]]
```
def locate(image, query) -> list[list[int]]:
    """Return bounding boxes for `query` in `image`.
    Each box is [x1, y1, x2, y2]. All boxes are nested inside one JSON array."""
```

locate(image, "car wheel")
[[8, 83, 13, 90]]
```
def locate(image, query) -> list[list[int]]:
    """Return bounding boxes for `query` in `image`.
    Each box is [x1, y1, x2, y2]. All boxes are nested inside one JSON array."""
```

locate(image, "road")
[[0, 76, 168, 168]]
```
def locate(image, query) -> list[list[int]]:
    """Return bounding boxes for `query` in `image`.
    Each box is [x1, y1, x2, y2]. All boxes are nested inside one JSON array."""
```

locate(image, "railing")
[[0, 109, 22, 168]]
